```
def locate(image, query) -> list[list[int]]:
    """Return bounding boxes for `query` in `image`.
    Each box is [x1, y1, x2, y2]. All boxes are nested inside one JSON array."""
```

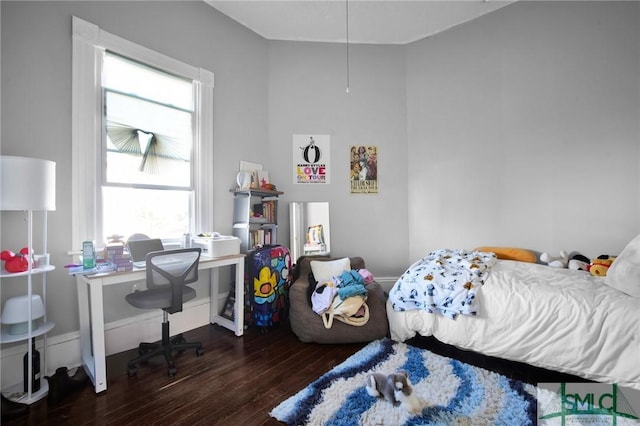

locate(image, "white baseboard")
[[1, 298, 212, 390]]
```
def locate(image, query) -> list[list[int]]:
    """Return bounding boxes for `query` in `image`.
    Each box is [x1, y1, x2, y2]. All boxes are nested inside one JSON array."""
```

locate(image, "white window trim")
[[72, 17, 214, 246]]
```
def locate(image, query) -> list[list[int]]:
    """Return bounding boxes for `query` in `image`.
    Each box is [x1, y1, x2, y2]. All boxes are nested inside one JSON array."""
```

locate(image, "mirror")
[[289, 202, 330, 263]]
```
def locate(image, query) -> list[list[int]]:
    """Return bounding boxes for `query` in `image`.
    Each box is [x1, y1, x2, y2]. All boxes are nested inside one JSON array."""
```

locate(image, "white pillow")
[[605, 234, 640, 298], [310, 257, 351, 283]]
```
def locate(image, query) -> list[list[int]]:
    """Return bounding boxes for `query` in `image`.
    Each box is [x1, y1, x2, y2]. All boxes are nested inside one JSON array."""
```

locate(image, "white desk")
[[75, 254, 245, 393]]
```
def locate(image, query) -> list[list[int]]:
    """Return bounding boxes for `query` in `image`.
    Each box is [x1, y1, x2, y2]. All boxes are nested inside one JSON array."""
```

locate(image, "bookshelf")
[[231, 189, 283, 253]]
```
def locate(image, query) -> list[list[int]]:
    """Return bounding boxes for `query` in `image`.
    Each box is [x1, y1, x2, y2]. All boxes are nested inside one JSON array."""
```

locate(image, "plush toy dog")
[[365, 370, 421, 414], [540, 251, 590, 271], [540, 250, 570, 268]]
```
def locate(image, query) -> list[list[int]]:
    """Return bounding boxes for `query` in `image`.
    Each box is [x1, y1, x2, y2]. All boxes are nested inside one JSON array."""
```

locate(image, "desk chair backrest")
[[146, 248, 201, 314]]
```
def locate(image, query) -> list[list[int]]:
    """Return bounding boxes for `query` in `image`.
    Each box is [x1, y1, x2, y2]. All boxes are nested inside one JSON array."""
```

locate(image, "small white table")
[[75, 254, 245, 393]]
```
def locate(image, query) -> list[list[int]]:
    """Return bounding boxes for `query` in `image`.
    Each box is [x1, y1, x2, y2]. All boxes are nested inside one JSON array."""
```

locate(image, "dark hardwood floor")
[[3, 322, 589, 425], [2, 323, 365, 426]]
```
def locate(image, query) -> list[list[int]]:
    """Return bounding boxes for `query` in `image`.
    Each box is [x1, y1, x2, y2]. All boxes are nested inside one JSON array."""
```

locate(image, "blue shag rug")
[[270, 338, 540, 425]]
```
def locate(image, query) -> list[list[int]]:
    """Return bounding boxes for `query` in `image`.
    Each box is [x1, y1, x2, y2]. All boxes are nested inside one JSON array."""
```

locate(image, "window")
[[102, 53, 194, 240], [72, 17, 214, 247]]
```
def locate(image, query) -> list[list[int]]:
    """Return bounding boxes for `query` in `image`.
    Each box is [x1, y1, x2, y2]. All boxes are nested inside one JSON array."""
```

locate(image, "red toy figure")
[[1, 247, 31, 273]]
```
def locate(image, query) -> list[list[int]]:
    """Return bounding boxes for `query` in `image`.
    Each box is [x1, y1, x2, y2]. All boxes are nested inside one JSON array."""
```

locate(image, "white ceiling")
[[205, 0, 515, 45]]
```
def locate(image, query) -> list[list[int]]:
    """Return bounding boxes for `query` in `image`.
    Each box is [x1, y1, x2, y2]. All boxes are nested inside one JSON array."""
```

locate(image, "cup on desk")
[[33, 253, 50, 267]]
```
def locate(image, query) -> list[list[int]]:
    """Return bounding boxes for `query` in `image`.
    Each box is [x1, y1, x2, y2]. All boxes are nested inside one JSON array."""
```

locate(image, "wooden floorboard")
[[2, 323, 364, 425], [2, 321, 591, 425]]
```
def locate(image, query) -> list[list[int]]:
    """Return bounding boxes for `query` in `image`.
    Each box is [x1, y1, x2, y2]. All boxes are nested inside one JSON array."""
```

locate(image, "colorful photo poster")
[[350, 145, 378, 194], [293, 134, 330, 184]]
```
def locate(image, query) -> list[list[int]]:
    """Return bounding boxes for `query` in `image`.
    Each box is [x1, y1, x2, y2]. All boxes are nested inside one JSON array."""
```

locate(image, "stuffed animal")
[[540, 251, 590, 271], [365, 370, 421, 413], [587, 255, 616, 276], [540, 250, 569, 268], [568, 253, 590, 271], [1, 247, 31, 273]]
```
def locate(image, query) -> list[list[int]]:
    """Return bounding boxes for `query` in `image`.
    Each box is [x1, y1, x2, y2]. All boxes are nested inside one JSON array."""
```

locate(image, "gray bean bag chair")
[[289, 256, 389, 344]]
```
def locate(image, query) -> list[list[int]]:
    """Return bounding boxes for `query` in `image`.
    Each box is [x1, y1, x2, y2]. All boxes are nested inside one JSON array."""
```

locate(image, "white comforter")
[[386, 260, 640, 390]]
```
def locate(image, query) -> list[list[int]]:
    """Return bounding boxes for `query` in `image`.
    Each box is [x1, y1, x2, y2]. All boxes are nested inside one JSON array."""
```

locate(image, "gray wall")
[[267, 41, 409, 278], [407, 1, 639, 260], [1, 1, 639, 339]]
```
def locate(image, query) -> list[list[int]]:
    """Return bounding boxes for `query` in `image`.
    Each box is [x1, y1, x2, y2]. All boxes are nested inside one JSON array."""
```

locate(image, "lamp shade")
[[1, 156, 56, 211], [1, 295, 45, 335]]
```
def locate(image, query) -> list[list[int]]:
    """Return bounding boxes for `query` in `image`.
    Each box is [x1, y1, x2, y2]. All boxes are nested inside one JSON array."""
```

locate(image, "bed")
[[386, 236, 640, 390]]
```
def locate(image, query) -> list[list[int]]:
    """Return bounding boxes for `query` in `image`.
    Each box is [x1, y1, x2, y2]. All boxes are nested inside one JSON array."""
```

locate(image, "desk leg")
[[77, 277, 107, 393], [88, 280, 107, 392], [234, 257, 244, 336], [209, 268, 220, 326], [76, 277, 94, 386], [209, 259, 244, 337]]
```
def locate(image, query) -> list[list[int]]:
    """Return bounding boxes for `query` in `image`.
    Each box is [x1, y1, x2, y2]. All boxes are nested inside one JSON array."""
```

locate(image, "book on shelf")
[[248, 227, 276, 248], [262, 200, 276, 222], [250, 229, 264, 248], [251, 200, 277, 223]]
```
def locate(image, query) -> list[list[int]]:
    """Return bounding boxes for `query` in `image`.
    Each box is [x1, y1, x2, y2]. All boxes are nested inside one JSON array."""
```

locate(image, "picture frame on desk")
[[250, 170, 260, 189], [239, 160, 262, 172], [257, 170, 269, 188], [239, 161, 263, 190]]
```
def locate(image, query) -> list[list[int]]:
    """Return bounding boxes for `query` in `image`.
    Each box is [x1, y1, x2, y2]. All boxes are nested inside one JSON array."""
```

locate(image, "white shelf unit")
[[0, 223, 55, 405], [0, 156, 56, 404], [231, 189, 283, 253]]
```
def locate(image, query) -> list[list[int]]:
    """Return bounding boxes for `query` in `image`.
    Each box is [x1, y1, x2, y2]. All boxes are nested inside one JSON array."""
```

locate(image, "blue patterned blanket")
[[389, 249, 497, 319]]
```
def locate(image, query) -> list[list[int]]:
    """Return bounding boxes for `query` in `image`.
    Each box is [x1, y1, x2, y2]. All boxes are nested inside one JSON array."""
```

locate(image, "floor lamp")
[[1, 155, 56, 402]]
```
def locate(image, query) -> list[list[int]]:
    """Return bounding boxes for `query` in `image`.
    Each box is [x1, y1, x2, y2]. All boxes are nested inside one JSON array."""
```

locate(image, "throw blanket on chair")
[[311, 268, 370, 329], [389, 249, 497, 319]]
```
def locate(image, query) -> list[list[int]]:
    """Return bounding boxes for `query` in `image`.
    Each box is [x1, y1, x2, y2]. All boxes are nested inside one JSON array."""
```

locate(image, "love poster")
[[293, 134, 330, 184]]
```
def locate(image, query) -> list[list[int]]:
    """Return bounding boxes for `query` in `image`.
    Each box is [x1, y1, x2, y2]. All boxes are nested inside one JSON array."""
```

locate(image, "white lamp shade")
[[1, 294, 46, 324], [1, 156, 56, 211]]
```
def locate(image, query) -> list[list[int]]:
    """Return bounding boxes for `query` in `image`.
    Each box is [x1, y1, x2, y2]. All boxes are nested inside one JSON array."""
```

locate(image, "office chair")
[[125, 248, 204, 377]]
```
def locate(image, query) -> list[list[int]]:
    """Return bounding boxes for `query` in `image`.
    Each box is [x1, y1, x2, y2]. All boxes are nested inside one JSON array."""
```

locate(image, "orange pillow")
[[474, 247, 537, 263]]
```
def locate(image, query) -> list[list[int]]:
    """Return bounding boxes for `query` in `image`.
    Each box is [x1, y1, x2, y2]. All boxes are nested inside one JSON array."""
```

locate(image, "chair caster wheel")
[[196, 347, 204, 356], [168, 366, 177, 377], [128, 366, 137, 377]]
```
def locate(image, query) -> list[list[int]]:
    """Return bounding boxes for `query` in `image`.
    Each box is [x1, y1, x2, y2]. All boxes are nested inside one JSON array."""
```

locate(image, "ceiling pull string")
[[345, 0, 350, 93]]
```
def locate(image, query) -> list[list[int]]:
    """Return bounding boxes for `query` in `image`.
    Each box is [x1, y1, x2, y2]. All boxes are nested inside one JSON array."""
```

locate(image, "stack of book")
[[105, 243, 133, 272], [249, 228, 276, 249], [262, 199, 277, 222]]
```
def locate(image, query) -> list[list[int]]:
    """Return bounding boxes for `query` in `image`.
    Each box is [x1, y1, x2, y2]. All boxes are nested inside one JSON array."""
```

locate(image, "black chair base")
[[127, 321, 204, 377]]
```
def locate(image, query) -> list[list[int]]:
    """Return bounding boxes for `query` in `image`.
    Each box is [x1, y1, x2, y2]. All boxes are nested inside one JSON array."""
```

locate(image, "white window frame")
[[72, 17, 214, 246]]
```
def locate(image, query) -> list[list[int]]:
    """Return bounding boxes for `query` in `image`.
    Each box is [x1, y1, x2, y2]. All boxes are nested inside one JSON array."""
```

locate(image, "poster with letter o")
[[293, 134, 330, 184]]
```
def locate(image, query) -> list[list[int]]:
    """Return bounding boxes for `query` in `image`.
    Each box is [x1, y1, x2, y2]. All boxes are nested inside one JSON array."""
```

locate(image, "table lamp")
[[0, 155, 56, 261], [1, 155, 56, 210]]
